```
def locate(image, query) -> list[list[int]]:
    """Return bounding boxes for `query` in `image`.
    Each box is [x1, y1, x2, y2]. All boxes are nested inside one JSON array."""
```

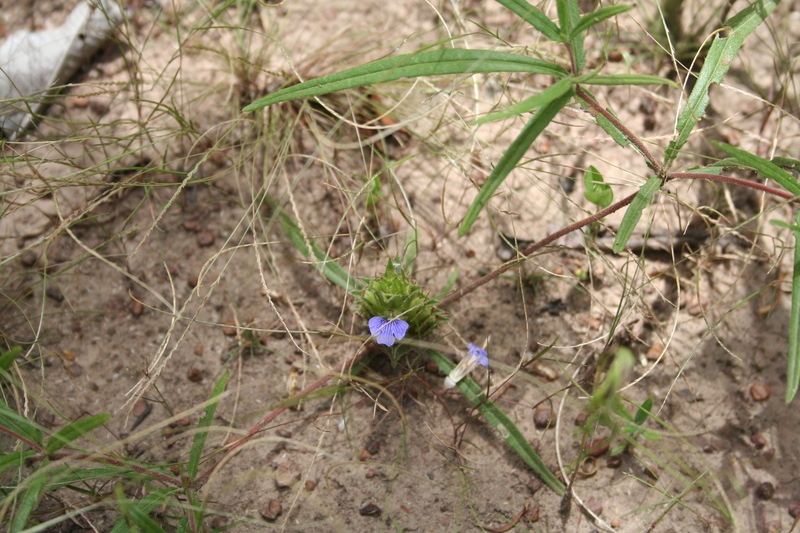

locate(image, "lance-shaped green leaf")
[[459, 88, 574, 236], [10, 469, 46, 532], [0, 346, 22, 373], [45, 412, 110, 454], [244, 49, 567, 111], [612, 176, 662, 253], [427, 350, 565, 494], [788, 210, 800, 403], [663, 0, 779, 168], [580, 74, 678, 88], [583, 165, 613, 209], [570, 4, 632, 39], [558, 0, 585, 72], [494, 0, 562, 42], [0, 400, 43, 447], [474, 78, 573, 124], [713, 141, 800, 196]]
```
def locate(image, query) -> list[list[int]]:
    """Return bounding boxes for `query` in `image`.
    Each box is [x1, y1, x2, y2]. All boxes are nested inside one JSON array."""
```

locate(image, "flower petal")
[[387, 319, 409, 341], [368, 316, 389, 336]]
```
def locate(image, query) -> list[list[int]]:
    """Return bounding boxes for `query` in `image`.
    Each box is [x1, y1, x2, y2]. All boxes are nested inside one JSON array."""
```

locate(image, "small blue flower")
[[444, 342, 489, 388], [368, 316, 409, 346]]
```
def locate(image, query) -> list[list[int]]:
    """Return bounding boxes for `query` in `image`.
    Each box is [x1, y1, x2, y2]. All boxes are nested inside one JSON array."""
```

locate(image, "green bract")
[[356, 261, 446, 345]]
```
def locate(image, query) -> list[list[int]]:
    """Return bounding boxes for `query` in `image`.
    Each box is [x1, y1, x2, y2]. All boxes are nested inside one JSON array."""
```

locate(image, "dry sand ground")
[[2, 0, 800, 531]]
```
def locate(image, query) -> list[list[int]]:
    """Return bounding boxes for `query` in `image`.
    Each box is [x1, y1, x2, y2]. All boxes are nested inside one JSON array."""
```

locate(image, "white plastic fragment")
[[0, 0, 122, 139]]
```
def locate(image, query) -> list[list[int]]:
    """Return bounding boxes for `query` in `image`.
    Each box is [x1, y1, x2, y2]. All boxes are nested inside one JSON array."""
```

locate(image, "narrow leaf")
[[474, 78, 573, 124], [244, 49, 567, 111], [459, 88, 573, 236], [581, 74, 678, 88], [0, 346, 22, 372], [634, 396, 653, 425], [558, 0, 585, 72], [188, 370, 229, 479], [109, 489, 181, 533], [494, 0, 562, 41], [664, 0, 779, 167], [427, 350, 565, 494], [713, 142, 800, 196], [583, 165, 613, 209], [45, 412, 110, 454], [612, 176, 661, 253], [570, 5, 632, 38], [10, 470, 46, 532], [787, 210, 800, 403], [0, 400, 43, 446], [0, 450, 35, 477]]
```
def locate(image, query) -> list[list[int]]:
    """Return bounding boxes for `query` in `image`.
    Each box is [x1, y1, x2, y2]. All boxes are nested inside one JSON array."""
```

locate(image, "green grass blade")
[[570, 5, 632, 39], [109, 489, 181, 533], [787, 210, 800, 403], [0, 346, 22, 373], [187, 370, 229, 480], [427, 350, 565, 494], [0, 451, 35, 477], [0, 400, 44, 447], [612, 176, 662, 253], [274, 201, 364, 292], [45, 413, 110, 455], [118, 494, 168, 533], [713, 142, 800, 196], [493, 0, 562, 42], [580, 74, 678, 87], [10, 470, 46, 532], [458, 88, 573, 236], [474, 78, 573, 124], [244, 49, 567, 111], [663, 0, 779, 168]]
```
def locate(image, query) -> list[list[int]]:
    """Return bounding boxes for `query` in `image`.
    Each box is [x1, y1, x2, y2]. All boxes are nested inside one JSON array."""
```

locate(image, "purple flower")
[[368, 316, 409, 346], [444, 343, 489, 388]]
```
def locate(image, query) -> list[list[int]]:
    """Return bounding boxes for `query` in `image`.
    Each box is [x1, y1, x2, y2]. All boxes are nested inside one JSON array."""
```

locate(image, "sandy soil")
[[2, 0, 800, 531]]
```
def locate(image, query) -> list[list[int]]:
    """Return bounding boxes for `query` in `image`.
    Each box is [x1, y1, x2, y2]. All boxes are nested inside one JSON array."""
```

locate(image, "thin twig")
[[439, 191, 639, 307]]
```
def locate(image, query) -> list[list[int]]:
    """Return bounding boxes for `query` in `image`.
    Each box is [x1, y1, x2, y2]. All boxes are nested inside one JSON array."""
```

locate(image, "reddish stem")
[[48, 452, 182, 487], [668, 172, 795, 200], [574, 85, 662, 176], [438, 191, 638, 307]]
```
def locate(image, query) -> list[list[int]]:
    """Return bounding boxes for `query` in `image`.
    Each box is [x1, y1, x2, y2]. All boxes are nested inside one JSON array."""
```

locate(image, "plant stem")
[[668, 172, 795, 199], [574, 85, 662, 175], [439, 191, 638, 307]]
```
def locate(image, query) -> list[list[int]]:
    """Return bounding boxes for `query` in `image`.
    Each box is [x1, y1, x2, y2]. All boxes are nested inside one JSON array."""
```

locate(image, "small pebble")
[[183, 220, 198, 232], [276, 429, 292, 438], [305, 480, 316, 491], [750, 383, 771, 401], [464, 249, 475, 258], [587, 438, 609, 457], [529, 438, 540, 453], [221, 320, 238, 336], [365, 441, 380, 455], [525, 506, 540, 522], [606, 456, 622, 468], [526, 478, 543, 494], [45, 286, 64, 302], [171, 417, 191, 427], [260, 499, 282, 521], [646, 341, 665, 361], [425, 361, 439, 374], [193, 344, 204, 356], [756, 482, 775, 500], [365, 468, 375, 479], [187, 368, 203, 382], [132, 399, 150, 417], [610, 517, 620, 528], [533, 407, 552, 429], [187, 274, 199, 288], [574, 413, 588, 426], [209, 516, 228, 529], [763, 447, 775, 459], [359, 503, 381, 517], [130, 300, 144, 317], [359, 449, 372, 461], [197, 231, 215, 247], [608, 50, 623, 62], [585, 499, 603, 516], [66, 364, 83, 377], [750, 433, 767, 450]]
